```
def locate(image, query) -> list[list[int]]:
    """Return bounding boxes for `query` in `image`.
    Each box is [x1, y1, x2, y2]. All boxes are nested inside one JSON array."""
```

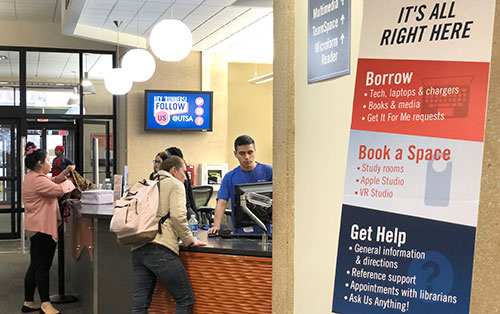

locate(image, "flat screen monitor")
[[144, 90, 213, 131], [234, 182, 272, 229]]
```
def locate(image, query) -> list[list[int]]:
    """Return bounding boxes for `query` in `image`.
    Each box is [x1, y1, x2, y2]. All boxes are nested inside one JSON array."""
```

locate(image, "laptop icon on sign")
[[421, 76, 474, 119]]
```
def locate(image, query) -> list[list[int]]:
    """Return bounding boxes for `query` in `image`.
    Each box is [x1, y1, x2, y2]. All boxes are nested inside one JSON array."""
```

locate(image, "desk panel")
[[149, 251, 272, 314]]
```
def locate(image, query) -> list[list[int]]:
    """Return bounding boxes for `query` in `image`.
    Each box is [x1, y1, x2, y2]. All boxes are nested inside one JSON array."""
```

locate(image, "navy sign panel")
[[308, 0, 351, 83]]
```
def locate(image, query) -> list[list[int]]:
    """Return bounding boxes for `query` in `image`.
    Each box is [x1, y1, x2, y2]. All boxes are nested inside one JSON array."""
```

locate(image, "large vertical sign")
[[332, 1, 495, 313], [308, 0, 350, 83]]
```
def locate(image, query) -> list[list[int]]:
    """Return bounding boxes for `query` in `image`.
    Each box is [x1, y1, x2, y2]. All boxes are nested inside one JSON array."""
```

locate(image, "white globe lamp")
[[104, 68, 133, 95], [149, 19, 193, 62], [121, 48, 156, 82]]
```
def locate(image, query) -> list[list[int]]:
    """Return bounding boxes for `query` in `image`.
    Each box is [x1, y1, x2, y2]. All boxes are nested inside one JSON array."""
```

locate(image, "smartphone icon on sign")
[[424, 160, 452, 207]]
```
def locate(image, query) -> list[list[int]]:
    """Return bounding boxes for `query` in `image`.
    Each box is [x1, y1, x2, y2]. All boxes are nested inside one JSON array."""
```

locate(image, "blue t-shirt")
[[217, 162, 273, 233]]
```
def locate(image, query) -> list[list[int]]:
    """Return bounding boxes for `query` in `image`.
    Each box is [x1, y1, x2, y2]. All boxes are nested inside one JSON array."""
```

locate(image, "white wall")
[[293, 2, 364, 313]]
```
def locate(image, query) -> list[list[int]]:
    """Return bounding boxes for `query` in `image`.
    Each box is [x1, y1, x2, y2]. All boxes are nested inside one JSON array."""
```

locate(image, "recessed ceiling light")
[[0, 55, 8, 61]]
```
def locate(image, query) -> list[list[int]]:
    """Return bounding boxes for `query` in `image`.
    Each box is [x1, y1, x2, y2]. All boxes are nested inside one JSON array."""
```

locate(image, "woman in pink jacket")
[[21, 142, 75, 314]]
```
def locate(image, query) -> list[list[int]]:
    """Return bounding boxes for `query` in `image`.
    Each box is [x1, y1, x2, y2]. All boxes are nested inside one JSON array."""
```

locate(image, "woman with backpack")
[[132, 156, 206, 314], [165, 147, 197, 220], [22, 142, 75, 314]]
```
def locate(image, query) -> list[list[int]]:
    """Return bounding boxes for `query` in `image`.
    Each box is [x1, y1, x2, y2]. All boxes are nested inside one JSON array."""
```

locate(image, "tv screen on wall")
[[144, 90, 213, 131]]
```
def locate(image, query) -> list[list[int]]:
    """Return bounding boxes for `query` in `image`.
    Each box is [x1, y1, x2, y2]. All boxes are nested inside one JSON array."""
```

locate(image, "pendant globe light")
[[122, 48, 156, 82], [104, 21, 133, 95], [121, 0, 156, 82], [104, 68, 132, 95], [149, 1, 193, 62]]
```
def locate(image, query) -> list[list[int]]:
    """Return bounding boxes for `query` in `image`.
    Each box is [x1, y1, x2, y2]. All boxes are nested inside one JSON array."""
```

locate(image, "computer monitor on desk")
[[234, 182, 272, 234]]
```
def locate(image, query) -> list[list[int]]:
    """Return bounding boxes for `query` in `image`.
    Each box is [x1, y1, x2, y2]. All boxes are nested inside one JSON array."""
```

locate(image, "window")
[[0, 51, 20, 107], [26, 51, 80, 115]]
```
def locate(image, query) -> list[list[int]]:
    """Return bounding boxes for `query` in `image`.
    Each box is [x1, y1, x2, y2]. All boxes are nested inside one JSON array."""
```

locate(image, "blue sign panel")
[[144, 90, 213, 131], [332, 205, 475, 314], [308, 0, 350, 83]]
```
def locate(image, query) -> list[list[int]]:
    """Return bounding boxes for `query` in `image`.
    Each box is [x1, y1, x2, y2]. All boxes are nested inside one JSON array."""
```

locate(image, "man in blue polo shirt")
[[208, 135, 272, 234]]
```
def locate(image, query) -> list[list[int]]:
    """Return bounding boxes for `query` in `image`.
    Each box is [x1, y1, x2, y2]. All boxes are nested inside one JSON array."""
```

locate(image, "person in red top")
[[22, 142, 75, 314], [51, 145, 74, 177]]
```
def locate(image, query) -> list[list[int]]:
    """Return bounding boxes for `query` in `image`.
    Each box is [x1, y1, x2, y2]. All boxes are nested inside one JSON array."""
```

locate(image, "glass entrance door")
[[83, 120, 112, 184], [0, 119, 20, 239], [27, 123, 77, 177]]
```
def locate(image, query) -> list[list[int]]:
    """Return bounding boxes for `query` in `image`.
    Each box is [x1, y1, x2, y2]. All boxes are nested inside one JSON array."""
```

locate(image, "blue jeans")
[[132, 243, 194, 314]]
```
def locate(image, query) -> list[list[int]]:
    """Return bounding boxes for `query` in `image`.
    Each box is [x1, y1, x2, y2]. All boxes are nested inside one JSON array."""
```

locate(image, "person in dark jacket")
[[51, 145, 74, 177]]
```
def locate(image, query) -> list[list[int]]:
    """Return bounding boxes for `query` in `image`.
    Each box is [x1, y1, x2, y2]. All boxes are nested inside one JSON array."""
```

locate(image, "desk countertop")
[[181, 230, 272, 258], [79, 205, 272, 258]]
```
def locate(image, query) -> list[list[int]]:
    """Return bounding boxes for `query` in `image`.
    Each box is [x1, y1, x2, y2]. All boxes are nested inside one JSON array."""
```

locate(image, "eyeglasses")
[[153, 160, 162, 164]]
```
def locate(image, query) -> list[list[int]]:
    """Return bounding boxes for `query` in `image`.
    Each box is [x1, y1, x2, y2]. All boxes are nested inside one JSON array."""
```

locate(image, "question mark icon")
[[422, 261, 440, 292], [408, 251, 454, 303]]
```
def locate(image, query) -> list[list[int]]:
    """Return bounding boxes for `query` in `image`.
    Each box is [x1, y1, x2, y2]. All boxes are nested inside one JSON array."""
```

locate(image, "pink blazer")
[[22, 171, 75, 241]]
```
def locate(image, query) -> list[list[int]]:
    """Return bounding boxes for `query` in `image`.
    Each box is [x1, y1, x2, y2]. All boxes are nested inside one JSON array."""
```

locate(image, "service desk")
[[65, 204, 272, 314], [65, 204, 133, 314], [150, 231, 272, 314]]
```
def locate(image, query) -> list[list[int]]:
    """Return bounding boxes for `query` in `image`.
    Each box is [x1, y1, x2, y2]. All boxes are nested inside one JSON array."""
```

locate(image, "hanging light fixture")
[[149, 1, 192, 62], [82, 74, 96, 95], [104, 68, 132, 95], [82, 54, 96, 95], [104, 20, 133, 95], [67, 71, 79, 105], [122, 48, 156, 82], [248, 72, 273, 84], [122, 0, 156, 82], [247, 64, 273, 84], [67, 87, 79, 105], [81, 72, 92, 87]]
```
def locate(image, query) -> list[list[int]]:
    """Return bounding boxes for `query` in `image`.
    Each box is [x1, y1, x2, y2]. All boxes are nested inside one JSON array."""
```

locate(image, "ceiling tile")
[[214, 6, 248, 19], [123, 16, 158, 33], [0, 0, 274, 66], [81, 8, 110, 19], [141, 1, 168, 12], [108, 10, 137, 19], [193, 8, 272, 53], [114, 0, 141, 11], [105, 9, 136, 28], [85, 0, 118, 10], [203, 0, 234, 6], [148, 0, 191, 3]]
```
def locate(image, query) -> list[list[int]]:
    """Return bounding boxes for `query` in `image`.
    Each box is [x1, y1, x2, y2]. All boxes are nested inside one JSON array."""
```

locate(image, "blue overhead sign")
[[308, 0, 350, 83]]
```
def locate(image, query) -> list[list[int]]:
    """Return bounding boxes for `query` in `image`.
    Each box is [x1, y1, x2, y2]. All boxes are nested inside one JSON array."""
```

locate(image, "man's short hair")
[[156, 151, 168, 161], [165, 146, 184, 159], [234, 135, 255, 151], [159, 155, 184, 172]]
